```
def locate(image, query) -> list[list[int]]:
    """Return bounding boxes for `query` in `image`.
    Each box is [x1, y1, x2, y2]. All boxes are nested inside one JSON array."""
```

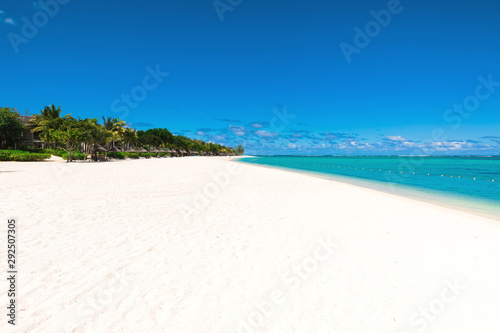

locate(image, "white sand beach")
[[1, 157, 500, 333]]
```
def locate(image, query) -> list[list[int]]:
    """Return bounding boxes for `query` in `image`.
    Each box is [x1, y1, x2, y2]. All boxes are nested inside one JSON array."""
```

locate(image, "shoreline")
[[236, 158, 500, 222], [2, 157, 500, 332]]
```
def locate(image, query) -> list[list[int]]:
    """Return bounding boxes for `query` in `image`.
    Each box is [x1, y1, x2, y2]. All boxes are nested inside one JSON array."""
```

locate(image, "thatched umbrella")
[[150, 148, 159, 157], [137, 147, 148, 157], [125, 148, 137, 153], [108, 146, 121, 159], [95, 145, 107, 152], [163, 148, 172, 157], [93, 145, 107, 161]]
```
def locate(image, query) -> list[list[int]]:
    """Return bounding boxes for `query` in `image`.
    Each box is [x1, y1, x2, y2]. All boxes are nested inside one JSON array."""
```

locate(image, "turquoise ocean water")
[[239, 156, 500, 220]]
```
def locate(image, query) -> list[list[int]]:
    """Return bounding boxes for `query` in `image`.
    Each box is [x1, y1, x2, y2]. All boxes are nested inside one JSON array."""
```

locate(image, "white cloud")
[[386, 135, 409, 142], [250, 123, 264, 129], [0, 10, 15, 25], [229, 125, 246, 136], [214, 135, 226, 141], [255, 130, 278, 138]]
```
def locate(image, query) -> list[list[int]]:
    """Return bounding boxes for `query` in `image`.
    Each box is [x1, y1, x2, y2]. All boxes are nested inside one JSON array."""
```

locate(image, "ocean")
[[238, 156, 500, 220]]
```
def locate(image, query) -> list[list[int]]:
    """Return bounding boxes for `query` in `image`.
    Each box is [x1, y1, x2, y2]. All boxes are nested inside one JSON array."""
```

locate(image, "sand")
[[1, 157, 499, 332]]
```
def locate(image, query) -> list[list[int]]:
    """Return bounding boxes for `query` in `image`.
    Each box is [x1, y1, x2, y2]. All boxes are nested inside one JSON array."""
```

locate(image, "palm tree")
[[102, 117, 126, 156], [122, 127, 137, 149], [27, 105, 71, 148], [78, 118, 99, 160]]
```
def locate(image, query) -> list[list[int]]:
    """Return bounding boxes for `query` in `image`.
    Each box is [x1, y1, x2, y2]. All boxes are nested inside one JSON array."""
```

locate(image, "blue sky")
[[1, 0, 500, 155]]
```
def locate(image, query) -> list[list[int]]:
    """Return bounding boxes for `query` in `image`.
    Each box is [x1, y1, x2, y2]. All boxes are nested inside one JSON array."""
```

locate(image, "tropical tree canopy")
[[51, 116, 83, 162], [0, 107, 25, 149], [27, 104, 71, 145], [23, 105, 239, 158]]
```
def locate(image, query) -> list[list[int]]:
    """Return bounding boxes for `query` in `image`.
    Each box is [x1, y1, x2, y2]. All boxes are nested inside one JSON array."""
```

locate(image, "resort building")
[[20, 116, 45, 148]]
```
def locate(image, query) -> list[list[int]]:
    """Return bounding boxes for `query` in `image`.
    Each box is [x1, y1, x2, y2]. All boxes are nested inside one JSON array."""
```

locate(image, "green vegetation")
[[1, 103, 244, 162], [0, 107, 25, 149], [0, 150, 51, 161], [61, 152, 86, 160], [108, 152, 126, 159], [136, 129, 240, 156]]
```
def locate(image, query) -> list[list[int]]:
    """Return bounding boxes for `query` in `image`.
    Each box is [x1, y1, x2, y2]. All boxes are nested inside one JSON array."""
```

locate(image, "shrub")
[[126, 153, 139, 159], [26, 148, 55, 155], [109, 152, 126, 159], [0, 151, 10, 161], [62, 152, 85, 160], [53, 149, 67, 157], [0, 150, 50, 161]]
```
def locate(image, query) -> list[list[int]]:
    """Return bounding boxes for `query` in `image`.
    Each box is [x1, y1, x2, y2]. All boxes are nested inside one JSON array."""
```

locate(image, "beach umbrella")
[[108, 146, 121, 158], [150, 148, 161, 157], [95, 145, 107, 152], [137, 147, 148, 153], [125, 148, 137, 153], [93, 145, 108, 161]]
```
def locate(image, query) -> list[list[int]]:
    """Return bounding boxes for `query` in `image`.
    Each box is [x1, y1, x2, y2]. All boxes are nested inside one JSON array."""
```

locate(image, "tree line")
[[0, 105, 244, 161]]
